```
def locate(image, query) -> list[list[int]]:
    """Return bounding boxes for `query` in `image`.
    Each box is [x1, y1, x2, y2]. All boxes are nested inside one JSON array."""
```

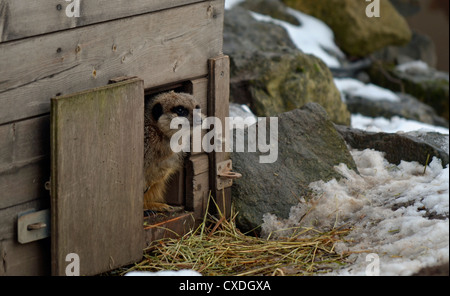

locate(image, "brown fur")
[[144, 91, 200, 211]]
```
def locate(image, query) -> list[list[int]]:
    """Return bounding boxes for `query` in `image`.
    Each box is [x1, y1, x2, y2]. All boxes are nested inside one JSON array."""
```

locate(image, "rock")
[[282, 0, 412, 57], [345, 92, 449, 128], [390, 0, 422, 17], [224, 7, 351, 125], [368, 60, 449, 120], [372, 31, 437, 68], [239, 0, 301, 26], [231, 103, 357, 233], [412, 262, 450, 276], [335, 125, 449, 168]]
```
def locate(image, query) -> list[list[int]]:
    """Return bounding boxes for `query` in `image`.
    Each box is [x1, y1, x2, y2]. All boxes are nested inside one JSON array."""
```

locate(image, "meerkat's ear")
[[151, 103, 164, 121]]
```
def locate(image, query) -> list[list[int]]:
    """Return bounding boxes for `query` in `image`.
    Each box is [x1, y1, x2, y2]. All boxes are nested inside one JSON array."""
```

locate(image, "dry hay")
[[119, 198, 351, 276]]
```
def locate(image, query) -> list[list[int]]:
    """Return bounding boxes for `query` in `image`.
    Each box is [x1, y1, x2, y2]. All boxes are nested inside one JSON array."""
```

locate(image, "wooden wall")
[[0, 0, 224, 275]]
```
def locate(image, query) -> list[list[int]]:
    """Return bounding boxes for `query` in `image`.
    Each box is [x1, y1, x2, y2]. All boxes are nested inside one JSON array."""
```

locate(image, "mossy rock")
[[224, 7, 351, 125], [282, 0, 412, 57], [368, 62, 449, 120], [247, 52, 351, 126]]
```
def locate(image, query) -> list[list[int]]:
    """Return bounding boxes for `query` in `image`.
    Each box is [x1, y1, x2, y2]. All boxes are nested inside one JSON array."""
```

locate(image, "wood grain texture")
[[0, 0, 225, 125], [144, 212, 195, 244], [0, 115, 50, 209], [50, 78, 144, 276], [0, 0, 207, 43], [186, 154, 210, 221], [208, 55, 231, 218], [0, 198, 50, 275]]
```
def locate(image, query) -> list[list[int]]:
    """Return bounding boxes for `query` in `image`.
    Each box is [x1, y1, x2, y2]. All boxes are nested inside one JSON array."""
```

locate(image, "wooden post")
[[208, 55, 231, 218]]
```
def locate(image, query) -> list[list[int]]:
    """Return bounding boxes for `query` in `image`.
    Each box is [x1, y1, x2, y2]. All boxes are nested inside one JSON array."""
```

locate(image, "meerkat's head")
[[146, 91, 202, 138]]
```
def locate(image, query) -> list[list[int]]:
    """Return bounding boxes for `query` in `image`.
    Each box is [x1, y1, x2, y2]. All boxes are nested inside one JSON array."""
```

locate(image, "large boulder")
[[282, 0, 412, 57], [335, 125, 449, 168], [231, 103, 357, 233], [372, 31, 437, 68], [345, 92, 449, 128], [368, 61, 449, 120], [224, 6, 351, 126]]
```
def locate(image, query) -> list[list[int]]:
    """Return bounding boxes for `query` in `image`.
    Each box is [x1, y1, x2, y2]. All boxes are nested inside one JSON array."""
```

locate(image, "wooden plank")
[[0, 199, 50, 276], [189, 77, 209, 155], [144, 212, 195, 244], [186, 154, 210, 221], [0, 0, 225, 125], [190, 78, 209, 111], [0, 0, 207, 43], [50, 78, 145, 276], [0, 115, 50, 209], [0, 157, 50, 210], [0, 238, 50, 276], [208, 55, 231, 218]]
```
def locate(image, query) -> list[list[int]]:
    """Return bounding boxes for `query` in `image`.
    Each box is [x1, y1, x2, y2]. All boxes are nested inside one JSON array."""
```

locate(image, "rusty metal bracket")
[[216, 160, 242, 190]]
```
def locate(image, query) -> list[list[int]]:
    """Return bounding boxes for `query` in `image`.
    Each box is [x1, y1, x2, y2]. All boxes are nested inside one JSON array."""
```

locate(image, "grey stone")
[[224, 7, 351, 125], [335, 125, 449, 168], [345, 92, 449, 128], [231, 103, 357, 233]]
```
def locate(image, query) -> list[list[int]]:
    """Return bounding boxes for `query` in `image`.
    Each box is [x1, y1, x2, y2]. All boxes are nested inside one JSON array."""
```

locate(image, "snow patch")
[[334, 78, 400, 102], [248, 9, 344, 67], [396, 60, 430, 75], [262, 149, 449, 276], [351, 114, 450, 135], [225, 0, 245, 10]]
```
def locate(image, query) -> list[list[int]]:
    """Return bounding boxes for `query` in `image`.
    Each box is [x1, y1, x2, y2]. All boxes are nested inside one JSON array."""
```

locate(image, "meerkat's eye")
[[171, 105, 189, 117]]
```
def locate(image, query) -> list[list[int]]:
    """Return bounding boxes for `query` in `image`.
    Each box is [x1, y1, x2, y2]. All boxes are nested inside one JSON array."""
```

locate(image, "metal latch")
[[17, 209, 50, 244], [216, 160, 242, 190]]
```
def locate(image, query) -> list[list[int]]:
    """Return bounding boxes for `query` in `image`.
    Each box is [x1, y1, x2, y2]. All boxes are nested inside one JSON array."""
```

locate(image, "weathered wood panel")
[[186, 154, 209, 222], [0, 238, 50, 276], [0, 199, 50, 275], [144, 212, 195, 244], [0, 115, 50, 209], [0, 0, 225, 125], [50, 78, 145, 276], [0, 0, 207, 43], [208, 55, 231, 218]]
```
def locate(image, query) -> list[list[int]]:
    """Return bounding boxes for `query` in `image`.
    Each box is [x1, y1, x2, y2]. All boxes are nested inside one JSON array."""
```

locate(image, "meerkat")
[[144, 91, 201, 212]]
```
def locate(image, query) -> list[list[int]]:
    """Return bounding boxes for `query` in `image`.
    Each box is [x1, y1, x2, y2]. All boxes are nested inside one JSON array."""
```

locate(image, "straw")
[[117, 196, 351, 276]]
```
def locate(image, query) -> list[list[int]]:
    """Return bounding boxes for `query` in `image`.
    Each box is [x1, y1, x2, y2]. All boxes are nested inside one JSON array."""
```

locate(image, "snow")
[[351, 113, 450, 135], [225, 0, 244, 10], [235, 7, 344, 67], [334, 78, 400, 103], [225, 0, 449, 276], [250, 9, 344, 68], [262, 150, 449, 276], [396, 60, 430, 75]]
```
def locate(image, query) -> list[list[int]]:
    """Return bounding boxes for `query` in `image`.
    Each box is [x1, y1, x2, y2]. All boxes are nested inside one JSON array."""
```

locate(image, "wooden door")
[[50, 78, 145, 276]]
